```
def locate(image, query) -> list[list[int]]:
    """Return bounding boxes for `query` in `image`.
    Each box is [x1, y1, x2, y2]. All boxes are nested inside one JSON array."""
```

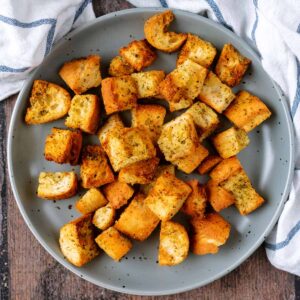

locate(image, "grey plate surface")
[[7, 8, 295, 296]]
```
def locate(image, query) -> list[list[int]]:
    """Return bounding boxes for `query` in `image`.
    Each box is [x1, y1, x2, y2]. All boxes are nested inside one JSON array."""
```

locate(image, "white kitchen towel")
[[129, 0, 300, 275], [0, 0, 95, 101]]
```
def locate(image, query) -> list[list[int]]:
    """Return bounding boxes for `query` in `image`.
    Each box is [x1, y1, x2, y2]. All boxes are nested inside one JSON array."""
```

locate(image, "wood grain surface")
[[0, 1, 298, 299]]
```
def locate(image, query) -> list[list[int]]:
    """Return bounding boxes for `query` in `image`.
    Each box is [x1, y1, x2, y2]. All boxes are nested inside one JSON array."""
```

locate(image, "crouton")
[[65, 94, 100, 134], [144, 10, 187, 53], [37, 172, 77, 200], [120, 39, 156, 71], [59, 55, 102, 94], [158, 221, 189, 266], [59, 214, 100, 267], [115, 193, 160, 241], [75, 188, 107, 214], [80, 145, 114, 188], [198, 155, 222, 175], [212, 127, 250, 159], [131, 104, 166, 142], [101, 76, 138, 115], [145, 172, 192, 221], [68, 130, 83, 165], [95, 227, 132, 261], [221, 169, 264, 215], [169, 98, 193, 112], [25, 80, 71, 124], [177, 34, 217, 68], [92, 204, 116, 230], [191, 213, 231, 255], [215, 44, 251, 87], [159, 59, 208, 103], [103, 181, 134, 209], [224, 90, 272, 132], [108, 56, 135, 77]]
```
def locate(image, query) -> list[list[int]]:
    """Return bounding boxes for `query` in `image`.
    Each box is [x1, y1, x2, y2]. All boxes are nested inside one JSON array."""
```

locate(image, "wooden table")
[[0, 1, 298, 299]]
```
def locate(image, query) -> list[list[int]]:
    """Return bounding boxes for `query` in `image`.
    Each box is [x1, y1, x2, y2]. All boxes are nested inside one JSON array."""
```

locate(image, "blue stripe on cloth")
[[73, 0, 92, 24], [251, 0, 258, 46], [159, 0, 168, 7], [0, 66, 29, 73]]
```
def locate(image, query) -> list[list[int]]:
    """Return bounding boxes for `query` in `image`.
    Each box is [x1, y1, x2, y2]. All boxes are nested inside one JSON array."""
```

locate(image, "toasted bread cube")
[[68, 130, 83, 165], [159, 59, 208, 103], [177, 34, 217, 68], [198, 155, 222, 175], [80, 145, 114, 188], [108, 56, 135, 77], [221, 169, 264, 215], [37, 172, 77, 200], [95, 227, 132, 261], [101, 76, 138, 115], [131, 104, 166, 142], [159, 221, 189, 266], [212, 127, 249, 159], [65, 94, 100, 134], [145, 173, 192, 221], [206, 179, 235, 212], [59, 55, 102, 94], [59, 214, 100, 267], [76, 188, 107, 214], [224, 90, 272, 132], [144, 10, 187, 53], [103, 181, 134, 209], [169, 98, 193, 112], [120, 39, 156, 71], [191, 213, 231, 255], [25, 80, 71, 124], [92, 204, 116, 230], [115, 193, 160, 241]]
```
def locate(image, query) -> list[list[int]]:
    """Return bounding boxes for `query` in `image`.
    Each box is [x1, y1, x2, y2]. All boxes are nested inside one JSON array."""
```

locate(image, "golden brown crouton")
[[103, 180, 134, 209], [212, 127, 250, 159], [95, 227, 132, 261], [59, 55, 102, 94], [59, 214, 100, 267], [68, 130, 83, 165], [198, 155, 223, 175], [191, 213, 231, 255], [215, 44, 251, 87], [80, 145, 114, 188], [145, 172, 192, 221], [92, 204, 116, 230], [120, 39, 156, 71], [101, 76, 138, 115], [169, 98, 193, 112], [75, 188, 107, 214], [37, 172, 77, 200], [108, 56, 135, 77], [224, 90, 272, 132], [158, 221, 189, 266], [25, 80, 71, 124], [65, 94, 100, 134], [177, 34, 217, 68], [144, 10, 187, 53], [115, 193, 160, 241]]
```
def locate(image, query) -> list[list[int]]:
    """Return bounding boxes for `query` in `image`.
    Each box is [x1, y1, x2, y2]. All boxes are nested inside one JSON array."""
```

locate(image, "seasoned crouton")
[[120, 39, 156, 71], [198, 155, 222, 175], [115, 193, 160, 241], [169, 98, 193, 112], [158, 221, 189, 266], [212, 127, 249, 159], [59, 55, 102, 94], [145, 172, 192, 221], [103, 181, 134, 209], [215, 44, 251, 87], [75, 188, 107, 214], [101, 76, 138, 115], [131, 104, 166, 142], [25, 80, 71, 124], [59, 214, 100, 267], [80, 145, 114, 188], [224, 90, 272, 132], [92, 204, 116, 230], [37, 172, 77, 200], [68, 130, 83, 165], [177, 34, 217, 68], [144, 10, 187, 53], [65, 94, 100, 134], [95, 227, 132, 261], [191, 213, 231, 255], [108, 56, 135, 77], [198, 72, 235, 113]]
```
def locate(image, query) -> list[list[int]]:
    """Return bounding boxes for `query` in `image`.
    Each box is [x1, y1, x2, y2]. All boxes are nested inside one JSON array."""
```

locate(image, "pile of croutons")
[[25, 10, 271, 267]]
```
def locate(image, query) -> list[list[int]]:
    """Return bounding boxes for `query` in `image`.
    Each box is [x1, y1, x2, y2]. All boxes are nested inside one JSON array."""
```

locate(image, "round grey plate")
[[8, 8, 295, 296]]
